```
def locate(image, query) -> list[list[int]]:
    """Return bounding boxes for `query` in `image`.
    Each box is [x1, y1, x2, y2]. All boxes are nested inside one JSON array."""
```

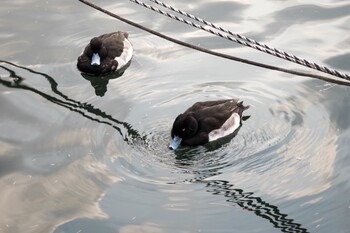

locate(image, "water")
[[1, 0, 350, 232]]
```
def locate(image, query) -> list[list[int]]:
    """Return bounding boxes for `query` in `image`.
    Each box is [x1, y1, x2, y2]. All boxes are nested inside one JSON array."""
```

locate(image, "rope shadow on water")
[[171, 141, 309, 233], [170, 169, 310, 233], [202, 179, 309, 233], [0, 60, 144, 144]]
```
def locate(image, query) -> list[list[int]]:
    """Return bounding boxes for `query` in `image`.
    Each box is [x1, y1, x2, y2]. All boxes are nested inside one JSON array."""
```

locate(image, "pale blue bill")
[[169, 136, 182, 150], [91, 53, 100, 66]]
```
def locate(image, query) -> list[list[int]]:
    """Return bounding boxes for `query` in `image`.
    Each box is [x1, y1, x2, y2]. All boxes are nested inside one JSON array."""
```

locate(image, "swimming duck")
[[169, 99, 249, 150], [77, 31, 133, 75]]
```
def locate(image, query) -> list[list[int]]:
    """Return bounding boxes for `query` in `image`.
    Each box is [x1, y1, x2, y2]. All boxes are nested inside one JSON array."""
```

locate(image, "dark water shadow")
[[172, 148, 309, 232], [201, 179, 309, 233], [176, 175, 310, 233], [80, 60, 131, 97], [0, 60, 143, 143]]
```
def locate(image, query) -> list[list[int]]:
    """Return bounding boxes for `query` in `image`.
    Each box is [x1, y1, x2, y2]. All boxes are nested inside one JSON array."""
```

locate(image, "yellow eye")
[[182, 128, 186, 132]]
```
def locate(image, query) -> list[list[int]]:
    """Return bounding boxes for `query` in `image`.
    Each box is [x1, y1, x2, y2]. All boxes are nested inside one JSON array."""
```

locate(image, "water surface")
[[1, 0, 350, 232]]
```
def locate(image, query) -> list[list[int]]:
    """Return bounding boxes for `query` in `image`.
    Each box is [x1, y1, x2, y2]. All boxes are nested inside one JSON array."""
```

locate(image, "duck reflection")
[[80, 60, 131, 97]]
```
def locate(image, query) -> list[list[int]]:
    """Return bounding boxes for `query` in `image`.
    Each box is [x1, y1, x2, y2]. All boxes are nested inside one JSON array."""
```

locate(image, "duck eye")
[[182, 128, 186, 132]]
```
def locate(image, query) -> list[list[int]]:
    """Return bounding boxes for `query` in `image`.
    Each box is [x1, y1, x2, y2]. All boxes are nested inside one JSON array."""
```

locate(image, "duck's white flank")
[[208, 113, 240, 142], [115, 38, 133, 70]]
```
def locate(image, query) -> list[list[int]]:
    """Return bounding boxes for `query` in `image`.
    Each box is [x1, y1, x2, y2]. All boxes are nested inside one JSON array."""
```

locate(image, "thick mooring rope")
[[78, 0, 350, 86], [132, 0, 350, 81]]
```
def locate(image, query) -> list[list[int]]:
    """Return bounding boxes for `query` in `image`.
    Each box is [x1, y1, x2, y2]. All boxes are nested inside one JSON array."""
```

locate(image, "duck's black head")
[[89, 37, 108, 67], [169, 114, 199, 150], [172, 114, 198, 139], [90, 37, 102, 53]]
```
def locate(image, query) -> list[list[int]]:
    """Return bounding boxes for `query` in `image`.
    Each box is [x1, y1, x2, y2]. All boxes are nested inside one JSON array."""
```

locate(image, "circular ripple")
[[98, 78, 338, 201]]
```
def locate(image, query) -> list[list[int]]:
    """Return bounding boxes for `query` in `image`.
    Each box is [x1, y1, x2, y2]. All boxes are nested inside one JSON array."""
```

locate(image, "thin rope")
[[78, 0, 350, 86], [150, 0, 300, 60], [149, 0, 306, 58], [129, 0, 350, 81]]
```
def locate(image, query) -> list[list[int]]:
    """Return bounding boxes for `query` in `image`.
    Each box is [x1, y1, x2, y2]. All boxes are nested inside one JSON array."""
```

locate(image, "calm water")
[[1, 0, 350, 232]]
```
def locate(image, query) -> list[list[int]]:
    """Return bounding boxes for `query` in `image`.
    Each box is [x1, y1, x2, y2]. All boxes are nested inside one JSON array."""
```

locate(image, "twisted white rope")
[[129, 0, 350, 81]]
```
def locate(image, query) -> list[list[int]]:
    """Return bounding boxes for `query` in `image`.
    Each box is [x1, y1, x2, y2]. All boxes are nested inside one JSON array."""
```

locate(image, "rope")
[[78, 0, 350, 86], [130, 0, 350, 81], [149, 0, 300, 61]]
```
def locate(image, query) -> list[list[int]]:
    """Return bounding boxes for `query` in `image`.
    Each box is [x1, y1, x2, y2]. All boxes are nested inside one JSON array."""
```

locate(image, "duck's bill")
[[91, 53, 100, 66], [169, 136, 182, 150]]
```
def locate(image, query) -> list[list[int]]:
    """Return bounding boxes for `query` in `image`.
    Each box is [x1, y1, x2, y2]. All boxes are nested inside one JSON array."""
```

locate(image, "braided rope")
[[78, 0, 350, 86], [129, 0, 350, 81]]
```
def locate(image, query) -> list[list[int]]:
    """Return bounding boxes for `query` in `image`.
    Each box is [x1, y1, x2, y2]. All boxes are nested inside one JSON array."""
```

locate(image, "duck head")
[[169, 114, 198, 150]]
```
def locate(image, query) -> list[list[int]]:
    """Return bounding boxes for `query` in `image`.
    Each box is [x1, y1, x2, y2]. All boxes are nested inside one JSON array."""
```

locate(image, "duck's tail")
[[237, 100, 250, 121], [237, 100, 250, 111]]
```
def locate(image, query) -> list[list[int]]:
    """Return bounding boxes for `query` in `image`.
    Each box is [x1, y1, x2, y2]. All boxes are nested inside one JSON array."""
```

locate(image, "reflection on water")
[[172, 153, 309, 232], [0, 60, 142, 144], [0, 60, 312, 232], [203, 180, 308, 233], [0, 47, 342, 233], [81, 72, 122, 97], [80, 60, 132, 97], [0, 154, 118, 233]]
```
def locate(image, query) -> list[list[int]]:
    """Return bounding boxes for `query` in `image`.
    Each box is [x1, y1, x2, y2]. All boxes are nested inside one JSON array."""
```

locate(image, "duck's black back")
[[186, 99, 248, 134], [98, 32, 126, 59]]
